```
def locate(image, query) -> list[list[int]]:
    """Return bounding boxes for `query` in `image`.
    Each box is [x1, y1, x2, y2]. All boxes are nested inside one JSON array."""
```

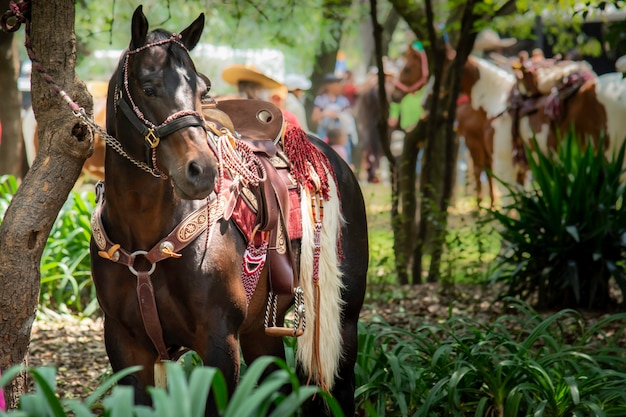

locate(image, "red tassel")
[[282, 125, 337, 200]]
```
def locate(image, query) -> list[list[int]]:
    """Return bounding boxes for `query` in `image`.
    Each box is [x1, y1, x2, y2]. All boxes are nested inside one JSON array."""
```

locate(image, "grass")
[[362, 180, 501, 300]]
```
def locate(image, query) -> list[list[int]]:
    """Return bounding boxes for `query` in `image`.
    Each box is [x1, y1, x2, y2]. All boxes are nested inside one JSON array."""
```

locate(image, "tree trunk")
[[0, 0, 24, 178], [392, 123, 424, 284], [388, 0, 480, 284], [360, 2, 400, 69], [304, 0, 353, 126], [0, 0, 93, 407]]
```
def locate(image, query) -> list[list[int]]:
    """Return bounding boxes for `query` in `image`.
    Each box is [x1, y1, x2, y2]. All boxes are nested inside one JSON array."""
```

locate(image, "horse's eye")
[[142, 86, 156, 97]]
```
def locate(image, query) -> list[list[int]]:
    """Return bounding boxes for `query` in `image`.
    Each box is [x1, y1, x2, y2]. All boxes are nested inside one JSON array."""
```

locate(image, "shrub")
[[40, 190, 96, 315], [489, 132, 626, 310], [355, 298, 626, 416], [0, 176, 97, 316]]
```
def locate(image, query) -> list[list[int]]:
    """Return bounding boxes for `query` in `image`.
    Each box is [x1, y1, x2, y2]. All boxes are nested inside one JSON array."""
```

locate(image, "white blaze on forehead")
[[174, 66, 194, 107], [596, 72, 626, 158], [470, 57, 516, 118]]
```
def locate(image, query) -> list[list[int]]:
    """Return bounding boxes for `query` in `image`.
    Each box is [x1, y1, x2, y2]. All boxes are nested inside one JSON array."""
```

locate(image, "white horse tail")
[[297, 169, 345, 391]]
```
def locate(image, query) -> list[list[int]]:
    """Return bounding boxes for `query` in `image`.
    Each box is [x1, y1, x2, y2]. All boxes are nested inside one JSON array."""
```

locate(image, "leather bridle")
[[113, 34, 207, 176]]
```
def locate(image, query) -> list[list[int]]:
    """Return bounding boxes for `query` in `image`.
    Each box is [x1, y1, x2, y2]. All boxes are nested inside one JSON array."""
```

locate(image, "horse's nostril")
[[187, 161, 203, 180]]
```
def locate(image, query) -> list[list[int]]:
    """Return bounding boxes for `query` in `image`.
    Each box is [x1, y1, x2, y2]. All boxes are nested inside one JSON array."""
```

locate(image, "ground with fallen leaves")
[[28, 283, 504, 399]]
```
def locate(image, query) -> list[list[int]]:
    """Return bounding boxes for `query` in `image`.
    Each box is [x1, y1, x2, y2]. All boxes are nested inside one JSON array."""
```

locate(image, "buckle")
[[145, 129, 160, 148]]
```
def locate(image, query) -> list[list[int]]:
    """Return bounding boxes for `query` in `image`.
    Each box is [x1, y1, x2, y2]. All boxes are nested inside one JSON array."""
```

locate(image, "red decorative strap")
[[242, 237, 269, 303]]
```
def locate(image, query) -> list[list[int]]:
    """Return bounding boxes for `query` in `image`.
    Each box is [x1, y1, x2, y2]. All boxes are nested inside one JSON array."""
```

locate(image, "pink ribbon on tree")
[[0, 368, 5, 411]]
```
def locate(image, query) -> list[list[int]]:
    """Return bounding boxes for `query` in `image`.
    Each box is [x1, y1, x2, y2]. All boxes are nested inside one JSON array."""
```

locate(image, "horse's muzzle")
[[171, 156, 217, 200]]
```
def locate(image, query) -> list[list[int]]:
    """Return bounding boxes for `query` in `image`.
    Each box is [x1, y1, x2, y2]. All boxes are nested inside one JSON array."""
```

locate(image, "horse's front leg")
[[103, 314, 157, 405]]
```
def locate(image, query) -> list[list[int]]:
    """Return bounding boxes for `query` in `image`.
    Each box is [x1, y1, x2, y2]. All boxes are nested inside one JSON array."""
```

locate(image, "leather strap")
[[91, 181, 224, 361], [118, 98, 206, 142], [257, 157, 297, 295], [137, 271, 170, 360]]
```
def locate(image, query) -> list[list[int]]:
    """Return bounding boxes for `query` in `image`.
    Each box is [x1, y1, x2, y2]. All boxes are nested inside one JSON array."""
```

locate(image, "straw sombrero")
[[222, 64, 283, 89], [473, 29, 517, 51]]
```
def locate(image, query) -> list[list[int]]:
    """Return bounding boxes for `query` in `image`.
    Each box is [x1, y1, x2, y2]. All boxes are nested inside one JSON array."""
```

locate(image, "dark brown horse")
[[90, 7, 367, 416]]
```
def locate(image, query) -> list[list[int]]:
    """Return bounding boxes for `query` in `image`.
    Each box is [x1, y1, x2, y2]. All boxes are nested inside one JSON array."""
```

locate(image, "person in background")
[[221, 64, 283, 100], [283, 73, 311, 131], [311, 73, 356, 164], [269, 85, 301, 128], [472, 28, 517, 59], [325, 127, 349, 164], [341, 70, 358, 107]]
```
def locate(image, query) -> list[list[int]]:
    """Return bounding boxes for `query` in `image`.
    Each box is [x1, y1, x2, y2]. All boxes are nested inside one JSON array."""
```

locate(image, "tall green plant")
[[0, 177, 97, 316], [490, 132, 626, 310], [40, 190, 96, 315]]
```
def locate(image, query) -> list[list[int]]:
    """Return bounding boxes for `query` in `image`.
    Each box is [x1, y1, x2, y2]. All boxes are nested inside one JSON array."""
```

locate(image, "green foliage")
[[489, 132, 626, 310], [441, 207, 499, 285], [0, 358, 339, 417], [0, 178, 97, 316], [40, 190, 97, 316], [0, 175, 18, 215], [355, 298, 626, 416]]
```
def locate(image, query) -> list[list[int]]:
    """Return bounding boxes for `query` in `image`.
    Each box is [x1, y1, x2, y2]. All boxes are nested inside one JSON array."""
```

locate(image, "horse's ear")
[[180, 14, 205, 51], [130, 5, 149, 50]]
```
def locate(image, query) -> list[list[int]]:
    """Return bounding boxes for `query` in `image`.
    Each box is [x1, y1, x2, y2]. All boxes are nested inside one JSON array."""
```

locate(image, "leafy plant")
[[0, 357, 340, 417], [39, 190, 97, 316], [355, 298, 626, 416], [489, 132, 626, 310], [0, 175, 18, 219], [0, 177, 98, 316]]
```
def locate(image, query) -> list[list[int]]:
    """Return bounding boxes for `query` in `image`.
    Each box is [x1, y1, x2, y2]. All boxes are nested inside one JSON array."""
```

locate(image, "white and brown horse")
[[458, 55, 626, 203]]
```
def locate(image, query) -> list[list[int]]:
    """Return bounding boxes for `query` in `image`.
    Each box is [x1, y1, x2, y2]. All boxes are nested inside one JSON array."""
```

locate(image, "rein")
[[392, 77, 427, 95]]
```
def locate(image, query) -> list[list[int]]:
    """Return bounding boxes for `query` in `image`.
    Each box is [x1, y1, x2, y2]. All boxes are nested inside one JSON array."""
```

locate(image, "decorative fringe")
[[282, 125, 337, 201], [241, 237, 268, 304], [307, 198, 327, 390]]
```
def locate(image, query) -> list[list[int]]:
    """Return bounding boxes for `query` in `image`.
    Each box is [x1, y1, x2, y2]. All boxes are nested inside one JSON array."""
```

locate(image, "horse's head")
[[107, 6, 217, 200], [391, 43, 429, 102]]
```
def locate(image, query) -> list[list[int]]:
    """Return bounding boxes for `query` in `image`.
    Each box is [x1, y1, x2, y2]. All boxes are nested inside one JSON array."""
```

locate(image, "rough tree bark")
[[304, 0, 353, 126], [389, 0, 480, 284], [411, 0, 483, 284], [0, 0, 24, 178], [0, 0, 93, 408], [360, 2, 400, 69]]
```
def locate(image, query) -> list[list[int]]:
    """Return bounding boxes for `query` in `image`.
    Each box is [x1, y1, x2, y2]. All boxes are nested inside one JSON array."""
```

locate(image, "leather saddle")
[[202, 99, 299, 296]]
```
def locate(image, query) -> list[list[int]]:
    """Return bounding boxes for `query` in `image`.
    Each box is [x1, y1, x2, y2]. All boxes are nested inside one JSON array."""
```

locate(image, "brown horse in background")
[[461, 56, 626, 197], [90, 7, 367, 416], [391, 43, 496, 206]]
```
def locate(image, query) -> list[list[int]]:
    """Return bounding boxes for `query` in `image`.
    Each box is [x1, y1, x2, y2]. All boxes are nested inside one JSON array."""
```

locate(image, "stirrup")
[[264, 287, 305, 337]]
